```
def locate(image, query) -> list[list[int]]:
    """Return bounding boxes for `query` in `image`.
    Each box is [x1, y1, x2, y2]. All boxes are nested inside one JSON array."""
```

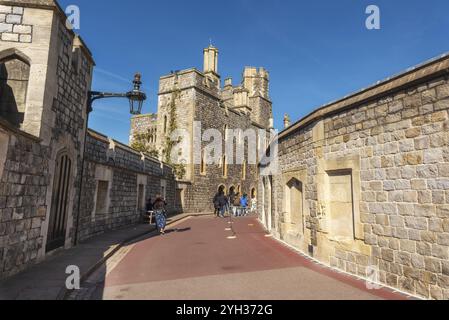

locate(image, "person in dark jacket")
[[215, 191, 227, 218], [145, 198, 153, 212], [213, 193, 221, 217]]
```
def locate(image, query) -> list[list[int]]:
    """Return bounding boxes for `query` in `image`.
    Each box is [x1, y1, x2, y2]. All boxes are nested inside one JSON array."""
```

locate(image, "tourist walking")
[[213, 192, 221, 217], [153, 195, 167, 235], [233, 192, 241, 217], [240, 193, 248, 216], [215, 190, 227, 218], [250, 196, 257, 214]]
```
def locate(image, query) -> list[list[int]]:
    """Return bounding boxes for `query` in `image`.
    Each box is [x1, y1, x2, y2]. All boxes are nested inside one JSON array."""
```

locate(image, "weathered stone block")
[[418, 243, 432, 256], [437, 206, 449, 218], [411, 254, 425, 269], [1, 32, 18, 42], [414, 204, 436, 218], [434, 98, 449, 111], [19, 34, 31, 43], [423, 149, 443, 164], [442, 261, 449, 276], [432, 244, 449, 259], [13, 24, 31, 34], [403, 266, 422, 280], [400, 239, 416, 253], [415, 281, 430, 298], [421, 231, 437, 243], [436, 84, 449, 99], [395, 251, 411, 265], [0, 22, 12, 32], [12, 7, 23, 14], [381, 248, 394, 262], [5, 14, 21, 24], [0, 5, 11, 13], [437, 233, 449, 246], [437, 275, 449, 289]]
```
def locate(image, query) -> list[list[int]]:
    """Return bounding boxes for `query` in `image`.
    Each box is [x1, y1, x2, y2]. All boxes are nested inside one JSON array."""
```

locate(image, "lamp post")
[[87, 73, 147, 115], [73, 73, 147, 245]]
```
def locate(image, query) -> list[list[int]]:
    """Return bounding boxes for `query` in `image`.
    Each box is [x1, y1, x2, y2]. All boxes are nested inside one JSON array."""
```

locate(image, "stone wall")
[[0, 0, 94, 278], [77, 130, 177, 242], [131, 48, 273, 213], [191, 88, 262, 213], [154, 68, 268, 213], [0, 5, 32, 43], [0, 120, 49, 278], [262, 54, 449, 300], [0, 0, 178, 280], [129, 113, 157, 145]]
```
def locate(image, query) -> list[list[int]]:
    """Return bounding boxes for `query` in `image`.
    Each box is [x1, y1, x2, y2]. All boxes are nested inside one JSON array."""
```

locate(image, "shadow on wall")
[[0, 57, 29, 128]]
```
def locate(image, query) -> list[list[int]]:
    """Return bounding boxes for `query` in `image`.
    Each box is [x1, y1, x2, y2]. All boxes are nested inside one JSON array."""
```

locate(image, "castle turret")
[[204, 45, 218, 74], [284, 114, 291, 128], [241, 67, 272, 129], [243, 67, 269, 99], [203, 45, 220, 88]]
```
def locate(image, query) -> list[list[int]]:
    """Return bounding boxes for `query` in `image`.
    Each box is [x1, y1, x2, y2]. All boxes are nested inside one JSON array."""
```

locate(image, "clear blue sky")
[[58, 0, 449, 144]]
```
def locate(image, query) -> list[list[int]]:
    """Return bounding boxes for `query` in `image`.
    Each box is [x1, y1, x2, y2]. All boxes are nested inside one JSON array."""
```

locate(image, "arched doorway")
[[251, 188, 257, 199], [46, 152, 73, 252]]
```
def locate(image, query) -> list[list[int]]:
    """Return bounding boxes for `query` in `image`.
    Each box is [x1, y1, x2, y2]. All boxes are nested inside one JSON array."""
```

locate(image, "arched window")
[[163, 115, 168, 134], [0, 54, 30, 128], [251, 188, 257, 199], [224, 125, 228, 142], [222, 155, 227, 178], [200, 149, 207, 175]]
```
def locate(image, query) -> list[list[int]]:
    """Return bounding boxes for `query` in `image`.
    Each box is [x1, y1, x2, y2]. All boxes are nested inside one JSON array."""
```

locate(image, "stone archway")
[[218, 184, 226, 194], [46, 151, 73, 252], [0, 53, 30, 128], [251, 187, 257, 199]]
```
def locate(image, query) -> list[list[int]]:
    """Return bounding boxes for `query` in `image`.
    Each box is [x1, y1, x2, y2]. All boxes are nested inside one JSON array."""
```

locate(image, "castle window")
[[285, 178, 304, 233], [163, 115, 168, 134], [0, 54, 30, 128], [327, 170, 355, 240], [95, 180, 110, 215], [242, 160, 247, 180], [200, 149, 207, 175], [137, 184, 145, 211], [222, 155, 227, 178], [224, 125, 228, 142]]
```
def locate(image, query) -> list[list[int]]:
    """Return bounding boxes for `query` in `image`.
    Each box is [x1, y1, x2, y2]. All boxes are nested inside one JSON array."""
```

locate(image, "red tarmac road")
[[87, 216, 407, 300]]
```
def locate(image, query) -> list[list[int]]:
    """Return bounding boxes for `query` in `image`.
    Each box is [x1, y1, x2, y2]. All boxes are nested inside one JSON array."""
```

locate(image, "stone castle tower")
[[131, 45, 273, 212]]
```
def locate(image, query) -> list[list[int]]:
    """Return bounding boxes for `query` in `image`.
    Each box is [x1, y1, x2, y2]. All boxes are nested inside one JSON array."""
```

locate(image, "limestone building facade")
[[131, 46, 274, 213], [259, 54, 449, 300], [0, 0, 177, 279]]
